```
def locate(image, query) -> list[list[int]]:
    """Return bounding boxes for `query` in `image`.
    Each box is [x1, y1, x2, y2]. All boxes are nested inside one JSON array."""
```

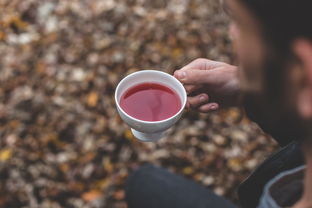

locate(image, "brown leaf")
[[87, 92, 98, 107], [59, 163, 69, 173], [82, 190, 102, 201], [103, 158, 113, 173], [227, 158, 242, 172], [113, 190, 125, 200], [3, 15, 28, 29], [182, 166, 194, 175], [80, 152, 96, 163], [0, 149, 12, 162], [124, 129, 136, 142], [69, 182, 84, 192], [0, 32, 6, 41], [95, 179, 111, 189]]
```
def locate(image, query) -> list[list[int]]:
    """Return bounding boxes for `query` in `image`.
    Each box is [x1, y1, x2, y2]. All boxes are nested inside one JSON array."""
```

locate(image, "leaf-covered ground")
[[0, 0, 278, 207]]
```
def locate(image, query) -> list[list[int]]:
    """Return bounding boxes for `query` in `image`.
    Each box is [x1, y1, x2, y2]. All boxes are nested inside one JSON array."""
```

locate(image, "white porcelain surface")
[[115, 70, 187, 142]]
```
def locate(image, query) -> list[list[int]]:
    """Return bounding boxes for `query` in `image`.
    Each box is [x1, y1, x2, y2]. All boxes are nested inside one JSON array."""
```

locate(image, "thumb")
[[174, 69, 216, 85]]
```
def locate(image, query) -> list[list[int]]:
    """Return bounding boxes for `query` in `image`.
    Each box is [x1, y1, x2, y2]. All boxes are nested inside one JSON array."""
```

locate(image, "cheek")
[[230, 24, 267, 92], [231, 24, 264, 65], [298, 89, 312, 119], [235, 37, 266, 92], [237, 36, 263, 65], [289, 66, 312, 119]]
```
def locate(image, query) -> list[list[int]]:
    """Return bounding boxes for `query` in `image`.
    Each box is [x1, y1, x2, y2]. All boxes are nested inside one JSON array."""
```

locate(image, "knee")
[[125, 164, 158, 192]]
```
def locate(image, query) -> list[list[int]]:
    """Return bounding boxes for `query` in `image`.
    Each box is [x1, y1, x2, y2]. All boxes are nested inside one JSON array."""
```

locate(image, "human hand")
[[174, 58, 240, 113]]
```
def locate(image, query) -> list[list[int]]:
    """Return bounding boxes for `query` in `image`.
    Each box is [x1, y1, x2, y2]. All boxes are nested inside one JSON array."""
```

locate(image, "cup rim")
[[115, 70, 187, 124]]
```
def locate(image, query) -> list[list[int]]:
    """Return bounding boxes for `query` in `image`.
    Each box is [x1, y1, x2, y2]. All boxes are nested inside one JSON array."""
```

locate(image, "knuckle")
[[194, 58, 207, 63]]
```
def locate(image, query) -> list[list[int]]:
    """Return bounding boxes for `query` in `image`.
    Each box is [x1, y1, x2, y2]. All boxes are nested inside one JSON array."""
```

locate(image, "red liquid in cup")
[[120, 83, 182, 122]]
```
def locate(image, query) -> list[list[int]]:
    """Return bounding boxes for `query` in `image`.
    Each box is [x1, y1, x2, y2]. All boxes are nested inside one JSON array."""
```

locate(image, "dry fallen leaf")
[[0, 32, 6, 41], [3, 15, 28, 29], [87, 92, 98, 107], [59, 163, 69, 173], [0, 1, 278, 207], [228, 158, 243, 172], [113, 190, 125, 200], [0, 149, 12, 162], [82, 190, 102, 202], [183, 166, 194, 175], [103, 158, 113, 173], [124, 129, 136, 142], [95, 179, 111, 190]]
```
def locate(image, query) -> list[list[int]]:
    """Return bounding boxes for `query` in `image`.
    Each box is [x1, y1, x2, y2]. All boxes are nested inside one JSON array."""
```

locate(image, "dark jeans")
[[125, 164, 237, 208]]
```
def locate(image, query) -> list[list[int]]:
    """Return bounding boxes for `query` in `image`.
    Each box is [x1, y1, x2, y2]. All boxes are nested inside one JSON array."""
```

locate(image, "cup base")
[[131, 129, 166, 142]]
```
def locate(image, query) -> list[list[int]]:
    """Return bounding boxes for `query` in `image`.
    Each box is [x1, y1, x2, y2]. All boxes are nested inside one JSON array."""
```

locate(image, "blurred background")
[[0, 0, 278, 207]]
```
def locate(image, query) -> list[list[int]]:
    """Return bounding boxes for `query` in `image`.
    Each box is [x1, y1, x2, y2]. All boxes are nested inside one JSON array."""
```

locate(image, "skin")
[[174, 58, 239, 111], [292, 40, 312, 208], [174, 0, 312, 207]]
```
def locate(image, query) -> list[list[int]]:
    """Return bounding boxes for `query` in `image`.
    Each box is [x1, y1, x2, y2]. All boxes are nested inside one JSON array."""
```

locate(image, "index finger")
[[174, 68, 218, 85], [180, 58, 225, 71]]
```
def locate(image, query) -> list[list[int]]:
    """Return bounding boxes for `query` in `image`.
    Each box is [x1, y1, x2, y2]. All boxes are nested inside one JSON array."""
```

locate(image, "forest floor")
[[0, 0, 278, 207]]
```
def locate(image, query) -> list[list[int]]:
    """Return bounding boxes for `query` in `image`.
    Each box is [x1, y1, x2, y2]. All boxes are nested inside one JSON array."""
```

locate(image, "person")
[[125, 0, 312, 207]]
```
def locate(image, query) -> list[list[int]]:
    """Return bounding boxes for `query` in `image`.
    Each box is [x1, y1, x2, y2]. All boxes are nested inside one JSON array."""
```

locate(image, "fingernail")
[[199, 95, 206, 102], [177, 71, 186, 81], [210, 104, 218, 110]]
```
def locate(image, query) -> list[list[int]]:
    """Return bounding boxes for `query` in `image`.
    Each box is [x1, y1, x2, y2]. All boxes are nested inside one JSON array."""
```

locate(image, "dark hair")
[[239, 0, 312, 54]]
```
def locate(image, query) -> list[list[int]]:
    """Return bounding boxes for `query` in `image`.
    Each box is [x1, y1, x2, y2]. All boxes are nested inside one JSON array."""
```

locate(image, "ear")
[[293, 39, 312, 119]]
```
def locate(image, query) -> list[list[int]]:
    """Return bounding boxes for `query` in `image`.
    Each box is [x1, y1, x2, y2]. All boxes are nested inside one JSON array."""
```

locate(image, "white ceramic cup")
[[115, 70, 187, 142]]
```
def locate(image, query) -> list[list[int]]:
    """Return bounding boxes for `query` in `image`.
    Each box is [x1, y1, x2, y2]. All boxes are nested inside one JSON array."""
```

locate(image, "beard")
[[241, 52, 308, 146]]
